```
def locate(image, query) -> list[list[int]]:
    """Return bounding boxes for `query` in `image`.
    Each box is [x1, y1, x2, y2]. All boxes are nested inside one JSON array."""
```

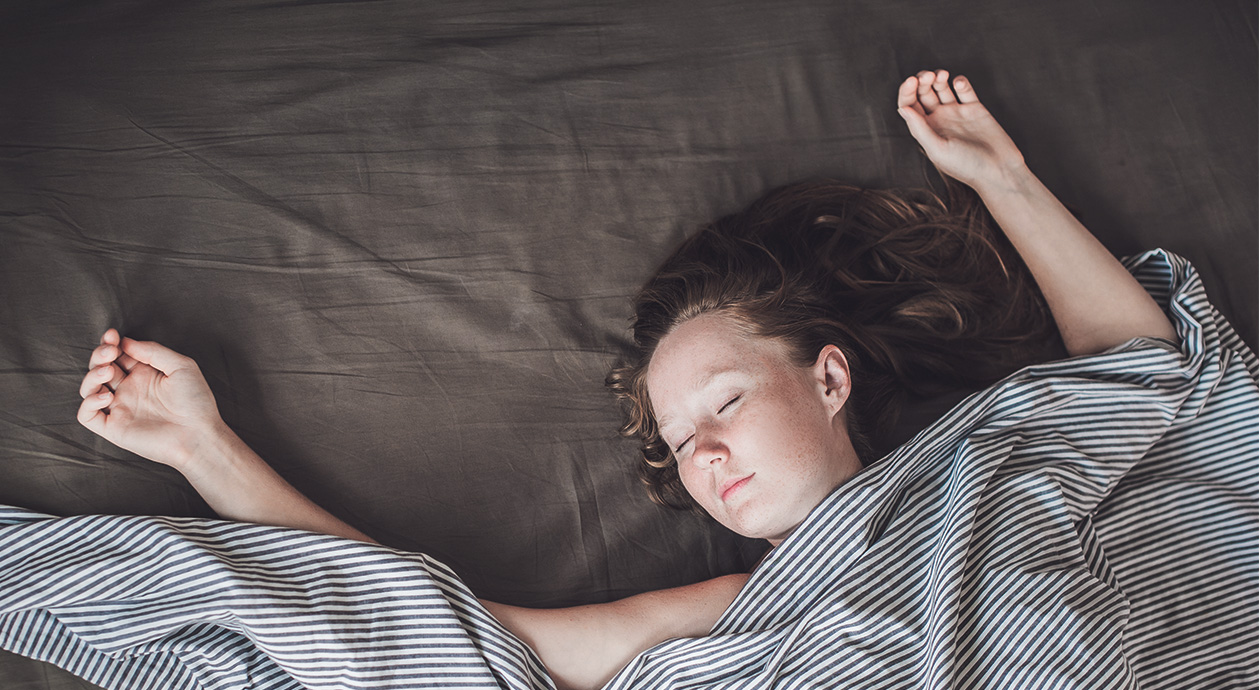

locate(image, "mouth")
[[720, 474, 754, 502]]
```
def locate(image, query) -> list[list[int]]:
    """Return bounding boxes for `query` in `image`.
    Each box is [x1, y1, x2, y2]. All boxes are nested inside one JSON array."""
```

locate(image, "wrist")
[[174, 420, 237, 479], [970, 159, 1037, 199]]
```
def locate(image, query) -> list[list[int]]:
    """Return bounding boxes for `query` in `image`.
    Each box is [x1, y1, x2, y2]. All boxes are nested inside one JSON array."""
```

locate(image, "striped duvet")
[[2, 249, 1256, 689]]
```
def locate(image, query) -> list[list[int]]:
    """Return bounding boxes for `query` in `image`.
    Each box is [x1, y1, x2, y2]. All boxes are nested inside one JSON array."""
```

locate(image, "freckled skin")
[[645, 313, 863, 545]]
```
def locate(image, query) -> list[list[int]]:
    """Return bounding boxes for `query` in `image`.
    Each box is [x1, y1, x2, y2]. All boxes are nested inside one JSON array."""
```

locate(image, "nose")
[[690, 424, 728, 469]]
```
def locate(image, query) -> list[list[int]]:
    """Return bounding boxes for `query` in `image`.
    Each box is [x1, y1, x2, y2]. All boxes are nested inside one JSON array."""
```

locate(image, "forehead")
[[645, 312, 792, 413]]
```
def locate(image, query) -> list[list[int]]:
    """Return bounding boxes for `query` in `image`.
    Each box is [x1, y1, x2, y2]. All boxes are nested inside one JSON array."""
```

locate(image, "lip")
[[720, 474, 754, 502]]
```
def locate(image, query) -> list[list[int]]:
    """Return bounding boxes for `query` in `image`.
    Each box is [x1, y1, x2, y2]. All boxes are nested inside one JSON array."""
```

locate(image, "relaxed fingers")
[[953, 75, 979, 104], [89, 343, 118, 370], [79, 364, 116, 399], [897, 76, 921, 109], [77, 385, 112, 431], [116, 352, 139, 373], [85, 342, 129, 393], [107, 361, 127, 391], [120, 337, 190, 376], [933, 69, 957, 104], [915, 70, 940, 111]]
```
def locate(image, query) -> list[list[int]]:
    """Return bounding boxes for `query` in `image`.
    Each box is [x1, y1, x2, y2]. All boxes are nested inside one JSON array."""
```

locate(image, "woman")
[[65, 70, 1201, 690]]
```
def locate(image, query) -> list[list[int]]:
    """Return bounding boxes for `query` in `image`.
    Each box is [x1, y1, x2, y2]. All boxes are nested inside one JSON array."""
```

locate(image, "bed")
[[0, 1, 1255, 688]]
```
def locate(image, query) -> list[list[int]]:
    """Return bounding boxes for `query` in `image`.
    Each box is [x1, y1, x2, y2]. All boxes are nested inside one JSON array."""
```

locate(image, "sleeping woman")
[[60, 70, 1249, 690]]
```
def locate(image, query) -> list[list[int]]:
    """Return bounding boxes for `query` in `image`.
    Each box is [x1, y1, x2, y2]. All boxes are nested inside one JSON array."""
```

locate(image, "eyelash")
[[672, 395, 742, 454]]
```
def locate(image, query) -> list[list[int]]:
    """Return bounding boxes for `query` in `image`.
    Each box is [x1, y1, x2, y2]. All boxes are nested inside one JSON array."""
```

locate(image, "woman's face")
[[645, 312, 862, 545]]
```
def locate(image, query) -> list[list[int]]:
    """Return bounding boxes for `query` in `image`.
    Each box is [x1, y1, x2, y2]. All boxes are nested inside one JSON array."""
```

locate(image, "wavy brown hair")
[[606, 178, 1063, 511]]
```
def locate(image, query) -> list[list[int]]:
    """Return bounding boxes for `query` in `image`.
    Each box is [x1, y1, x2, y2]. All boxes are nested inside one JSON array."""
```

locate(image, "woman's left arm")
[[896, 69, 1176, 356], [968, 165, 1176, 355]]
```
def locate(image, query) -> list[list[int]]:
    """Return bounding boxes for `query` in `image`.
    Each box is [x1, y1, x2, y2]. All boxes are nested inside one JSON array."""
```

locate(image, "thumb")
[[897, 106, 946, 153], [120, 337, 192, 376]]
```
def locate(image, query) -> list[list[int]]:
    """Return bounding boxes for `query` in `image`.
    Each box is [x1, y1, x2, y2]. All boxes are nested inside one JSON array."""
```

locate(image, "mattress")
[[0, 1, 1255, 687]]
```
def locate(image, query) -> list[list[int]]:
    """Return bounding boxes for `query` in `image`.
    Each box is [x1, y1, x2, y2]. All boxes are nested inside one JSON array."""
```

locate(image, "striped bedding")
[[1, 249, 1256, 690]]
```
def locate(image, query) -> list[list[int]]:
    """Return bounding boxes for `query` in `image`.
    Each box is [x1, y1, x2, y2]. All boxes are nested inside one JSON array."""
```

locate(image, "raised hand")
[[896, 69, 1027, 190], [895, 70, 1177, 356], [77, 328, 225, 469]]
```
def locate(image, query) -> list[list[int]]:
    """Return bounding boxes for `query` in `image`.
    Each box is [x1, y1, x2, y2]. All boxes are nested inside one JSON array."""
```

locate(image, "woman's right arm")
[[483, 572, 748, 690], [78, 329, 747, 688], [896, 69, 1176, 356], [77, 328, 375, 543]]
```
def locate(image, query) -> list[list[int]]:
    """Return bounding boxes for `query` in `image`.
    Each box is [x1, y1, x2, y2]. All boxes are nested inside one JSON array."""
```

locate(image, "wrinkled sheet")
[[2, 251, 1255, 689], [1, 0, 1256, 687], [0, 509, 552, 690]]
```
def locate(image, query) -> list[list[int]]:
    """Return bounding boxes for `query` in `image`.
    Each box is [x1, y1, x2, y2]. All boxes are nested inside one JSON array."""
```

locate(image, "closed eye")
[[673, 396, 741, 454]]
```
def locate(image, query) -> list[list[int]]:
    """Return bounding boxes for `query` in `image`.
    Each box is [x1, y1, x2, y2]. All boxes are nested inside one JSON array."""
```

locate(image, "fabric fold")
[[0, 512, 553, 690]]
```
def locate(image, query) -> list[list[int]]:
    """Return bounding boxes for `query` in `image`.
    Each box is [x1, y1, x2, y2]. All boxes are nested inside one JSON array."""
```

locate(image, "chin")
[[725, 499, 810, 544], [720, 508, 785, 543]]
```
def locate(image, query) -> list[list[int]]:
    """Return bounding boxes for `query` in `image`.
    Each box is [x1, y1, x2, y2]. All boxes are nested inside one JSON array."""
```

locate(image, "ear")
[[811, 344, 852, 420]]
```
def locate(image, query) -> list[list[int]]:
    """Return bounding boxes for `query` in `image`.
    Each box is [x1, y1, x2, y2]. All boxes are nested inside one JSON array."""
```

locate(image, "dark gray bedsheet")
[[1, 0, 1254, 686]]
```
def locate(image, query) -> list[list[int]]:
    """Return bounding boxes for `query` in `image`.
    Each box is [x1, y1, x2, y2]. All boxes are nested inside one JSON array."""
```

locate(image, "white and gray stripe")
[[1, 249, 1256, 689]]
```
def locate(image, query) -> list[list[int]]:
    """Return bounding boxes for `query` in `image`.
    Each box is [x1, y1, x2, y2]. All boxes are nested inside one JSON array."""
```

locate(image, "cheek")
[[744, 397, 832, 475], [676, 464, 706, 504], [739, 397, 803, 452]]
